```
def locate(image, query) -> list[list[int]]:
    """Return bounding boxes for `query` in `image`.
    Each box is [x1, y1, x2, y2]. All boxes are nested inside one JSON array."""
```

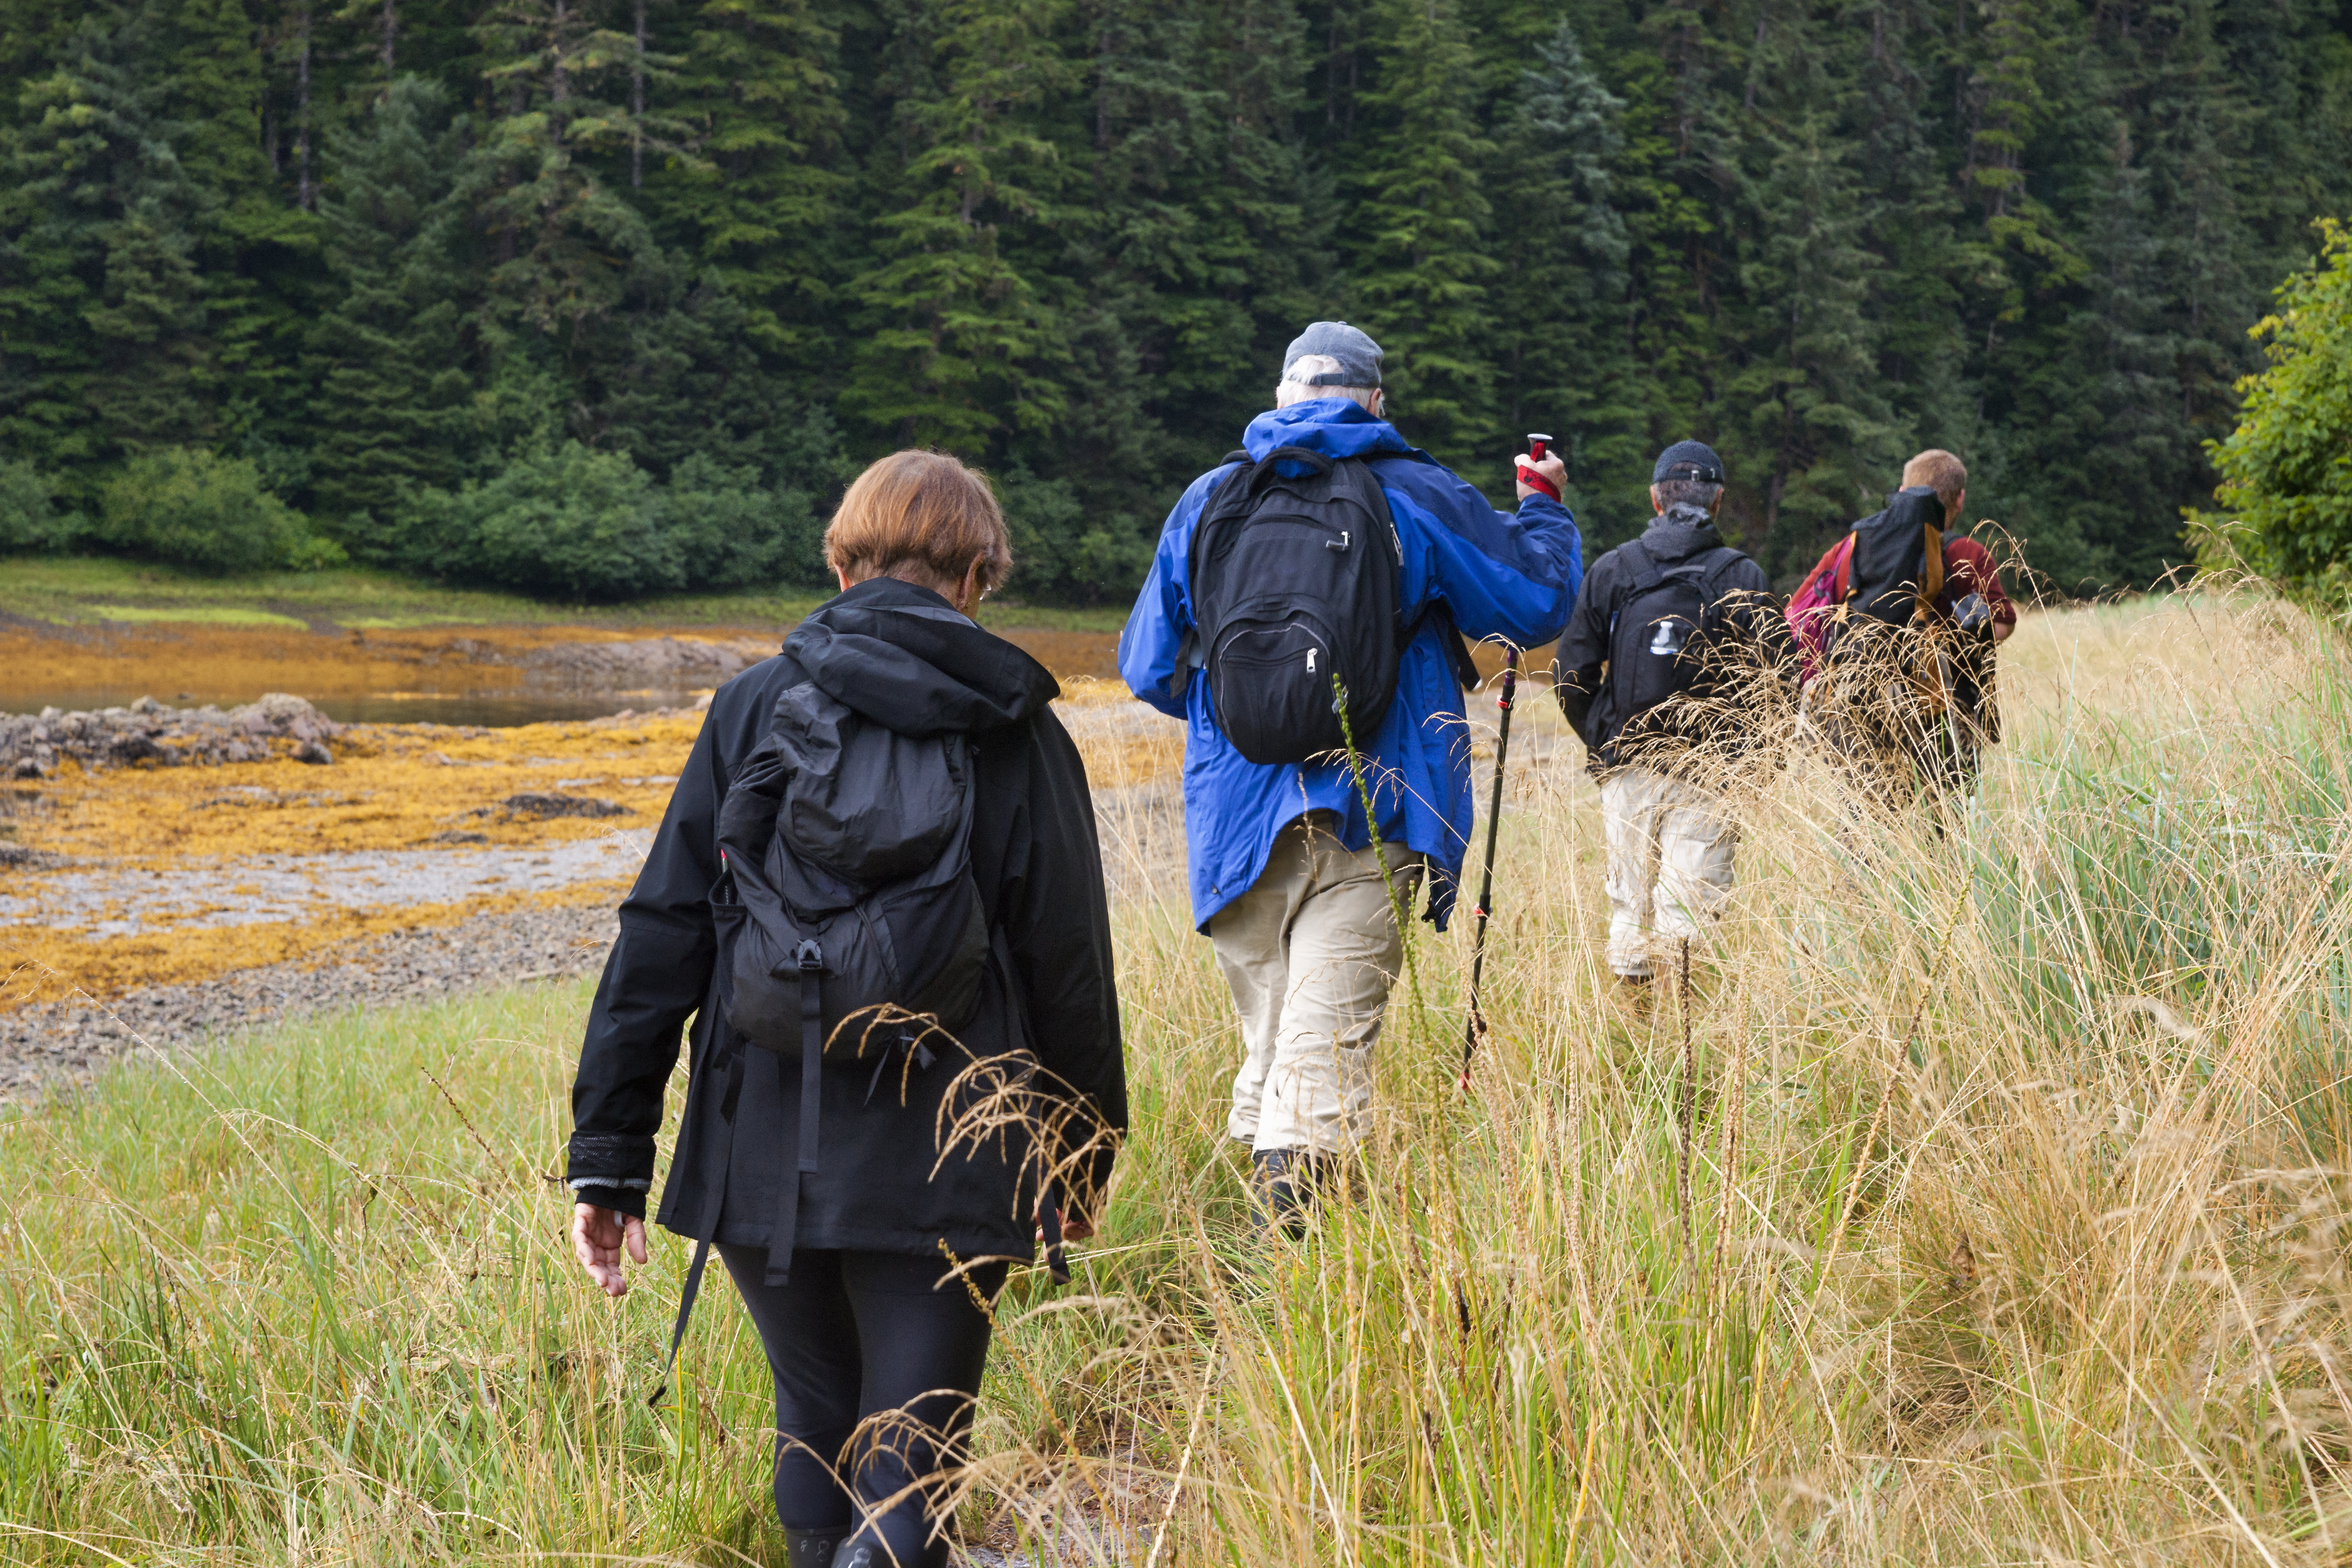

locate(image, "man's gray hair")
[[1654, 479, 1723, 511], [1276, 354, 1379, 413]]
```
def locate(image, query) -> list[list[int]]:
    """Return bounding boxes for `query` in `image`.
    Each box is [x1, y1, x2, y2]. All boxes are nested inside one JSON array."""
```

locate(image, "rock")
[[498, 793, 628, 819], [518, 635, 774, 686], [0, 693, 342, 774]]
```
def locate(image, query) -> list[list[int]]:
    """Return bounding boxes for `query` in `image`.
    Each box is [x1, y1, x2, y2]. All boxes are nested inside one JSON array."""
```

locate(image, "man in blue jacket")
[[1119, 321, 1582, 1226]]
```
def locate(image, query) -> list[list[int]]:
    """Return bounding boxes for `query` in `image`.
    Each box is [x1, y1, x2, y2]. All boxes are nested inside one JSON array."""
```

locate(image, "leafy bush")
[[994, 465, 1154, 604], [2196, 218, 2352, 593], [664, 452, 828, 590], [401, 443, 821, 601], [0, 459, 80, 552], [96, 448, 342, 573]]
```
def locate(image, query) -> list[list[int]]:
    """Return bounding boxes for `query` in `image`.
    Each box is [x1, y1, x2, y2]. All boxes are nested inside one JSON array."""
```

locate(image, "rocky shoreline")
[[0, 902, 620, 1100], [4, 691, 344, 777]]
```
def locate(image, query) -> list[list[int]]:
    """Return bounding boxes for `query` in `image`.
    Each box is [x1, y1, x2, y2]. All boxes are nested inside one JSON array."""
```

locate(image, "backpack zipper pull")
[[1326, 530, 1350, 551], [1306, 648, 1318, 674]]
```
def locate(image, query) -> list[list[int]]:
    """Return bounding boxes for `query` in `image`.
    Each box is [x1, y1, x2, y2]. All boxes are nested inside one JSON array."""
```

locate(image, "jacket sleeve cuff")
[[568, 1181, 647, 1218], [566, 1130, 657, 1189]]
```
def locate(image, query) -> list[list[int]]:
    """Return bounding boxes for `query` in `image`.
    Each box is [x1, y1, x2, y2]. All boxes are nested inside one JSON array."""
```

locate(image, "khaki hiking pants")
[[1209, 814, 1423, 1156], [1601, 766, 1736, 979]]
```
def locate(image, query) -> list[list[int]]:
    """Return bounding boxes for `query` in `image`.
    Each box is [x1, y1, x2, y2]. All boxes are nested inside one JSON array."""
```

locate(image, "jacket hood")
[[1241, 398, 1435, 466], [784, 577, 1059, 737], [1640, 504, 1726, 561]]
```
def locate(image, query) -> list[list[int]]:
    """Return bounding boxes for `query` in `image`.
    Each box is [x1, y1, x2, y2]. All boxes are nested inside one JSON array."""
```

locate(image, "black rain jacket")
[[1552, 507, 1795, 778], [563, 577, 1126, 1262]]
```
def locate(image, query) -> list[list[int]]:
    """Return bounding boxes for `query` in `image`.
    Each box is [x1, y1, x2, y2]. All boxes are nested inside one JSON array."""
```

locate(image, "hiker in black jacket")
[[1554, 441, 1793, 981], [565, 450, 1127, 1568]]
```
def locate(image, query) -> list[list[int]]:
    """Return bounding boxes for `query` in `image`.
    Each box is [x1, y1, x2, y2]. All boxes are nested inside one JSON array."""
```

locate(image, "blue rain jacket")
[[1118, 399, 1583, 932]]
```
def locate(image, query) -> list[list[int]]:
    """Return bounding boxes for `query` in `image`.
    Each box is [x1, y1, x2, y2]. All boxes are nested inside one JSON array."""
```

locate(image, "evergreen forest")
[[1, 0, 2347, 602]]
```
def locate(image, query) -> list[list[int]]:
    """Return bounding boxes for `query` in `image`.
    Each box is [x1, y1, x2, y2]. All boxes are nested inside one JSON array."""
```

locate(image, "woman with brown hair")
[[564, 449, 1126, 1568]]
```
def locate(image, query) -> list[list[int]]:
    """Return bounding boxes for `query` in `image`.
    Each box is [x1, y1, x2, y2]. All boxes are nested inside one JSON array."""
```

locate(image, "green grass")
[[5, 595, 2352, 1564], [0, 556, 1130, 634], [84, 604, 312, 628]]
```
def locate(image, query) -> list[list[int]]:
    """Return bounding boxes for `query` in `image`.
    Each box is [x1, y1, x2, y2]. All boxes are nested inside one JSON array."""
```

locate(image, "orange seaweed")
[[1, 682, 1174, 1008]]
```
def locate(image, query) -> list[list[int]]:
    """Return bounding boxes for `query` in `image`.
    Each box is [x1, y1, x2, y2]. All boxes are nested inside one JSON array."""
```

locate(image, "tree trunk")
[[632, 0, 646, 187], [553, 0, 570, 146], [296, 3, 313, 210], [381, 0, 395, 73]]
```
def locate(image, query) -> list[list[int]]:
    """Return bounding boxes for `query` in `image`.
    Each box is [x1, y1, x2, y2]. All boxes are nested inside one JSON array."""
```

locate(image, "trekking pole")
[[1515, 433, 1562, 500], [1459, 643, 1520, 1088]]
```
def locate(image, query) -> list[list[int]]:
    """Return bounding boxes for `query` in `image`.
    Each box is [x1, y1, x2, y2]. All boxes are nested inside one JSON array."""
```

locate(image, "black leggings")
[[718, 1246, 1006, 1568]]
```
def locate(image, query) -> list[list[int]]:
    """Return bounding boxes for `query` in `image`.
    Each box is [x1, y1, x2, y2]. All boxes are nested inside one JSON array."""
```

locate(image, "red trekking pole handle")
[[1515, 432, 1561, 501]]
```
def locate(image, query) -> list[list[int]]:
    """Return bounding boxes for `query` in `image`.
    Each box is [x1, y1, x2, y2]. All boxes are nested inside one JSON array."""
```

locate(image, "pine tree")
[[1345, 0, 1496, 470], [1726, 8, 1901, 573], [463, 0, 686, 344], [1491, 16, 1638, 530], [840, 0, 1073, 453], [0, 4, 216, 486], [1607, 0, 1737, 511], [642, 0, 844, 357], [308, 75, 474, 541]]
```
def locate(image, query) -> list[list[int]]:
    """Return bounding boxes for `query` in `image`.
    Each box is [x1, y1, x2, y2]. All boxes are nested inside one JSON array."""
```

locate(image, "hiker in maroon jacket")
[[1787, 449, 2014, 798]]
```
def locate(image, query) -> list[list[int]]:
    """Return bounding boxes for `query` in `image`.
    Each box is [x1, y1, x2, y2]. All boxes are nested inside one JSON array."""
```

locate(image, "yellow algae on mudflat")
[[15, 713, 700, 863], [0, 714, 696, 1006], [1, 682, 1178, 1009]]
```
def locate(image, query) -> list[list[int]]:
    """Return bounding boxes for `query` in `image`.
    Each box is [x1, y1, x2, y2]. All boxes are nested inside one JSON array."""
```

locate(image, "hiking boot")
[[1251, 1147, 1329, 1239], [784, 1527, 850, 1568]]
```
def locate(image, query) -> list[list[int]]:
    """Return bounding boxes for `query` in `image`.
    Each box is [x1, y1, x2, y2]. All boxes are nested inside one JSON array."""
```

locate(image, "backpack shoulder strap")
[[1921, 525, 1946, 607], [1618, 538, 1660, 592]]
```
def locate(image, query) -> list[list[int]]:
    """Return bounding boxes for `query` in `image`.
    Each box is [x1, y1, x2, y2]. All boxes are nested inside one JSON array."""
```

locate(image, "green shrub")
[[2196, 217, 2352, 592], [0, 458, 80, 552], [664, 452, 828, 590], [96, 448, 342, 574], [994, 465, 1153, 604], [402, 442, 676, 601], [400, 444, 823, 601]]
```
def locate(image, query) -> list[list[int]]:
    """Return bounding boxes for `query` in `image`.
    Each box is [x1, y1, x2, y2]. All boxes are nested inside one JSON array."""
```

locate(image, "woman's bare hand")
[[572, 1202, 648, 1297]]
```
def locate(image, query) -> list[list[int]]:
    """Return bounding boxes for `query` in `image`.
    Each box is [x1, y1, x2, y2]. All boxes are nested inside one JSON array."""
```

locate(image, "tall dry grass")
[[3, 593, 2349, 1565]]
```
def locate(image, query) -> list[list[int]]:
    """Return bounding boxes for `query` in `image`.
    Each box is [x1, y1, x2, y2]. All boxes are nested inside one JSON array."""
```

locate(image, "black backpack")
[[1188, 445, 1408, 765], [1606, 538, 1742, 723], [1818, 486, 1955, 733], [1833, 486, 1946, 637], [712, 679, 990, 1078]]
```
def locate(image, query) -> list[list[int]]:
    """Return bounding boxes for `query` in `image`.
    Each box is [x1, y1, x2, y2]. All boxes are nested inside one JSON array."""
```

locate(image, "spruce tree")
[[1491, 16, 1638, 533], [0, 4, 215, 485], [308, 75, 473, 542], [840, 0, 1074, 453], [1727, 9, 1900, 573], [1346, 0, 1495, 470], [643, 0, 844, 357]]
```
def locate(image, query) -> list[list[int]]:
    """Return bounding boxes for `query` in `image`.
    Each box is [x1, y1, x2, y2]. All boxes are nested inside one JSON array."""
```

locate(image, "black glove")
[[1954, 592, 1992, 636]]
